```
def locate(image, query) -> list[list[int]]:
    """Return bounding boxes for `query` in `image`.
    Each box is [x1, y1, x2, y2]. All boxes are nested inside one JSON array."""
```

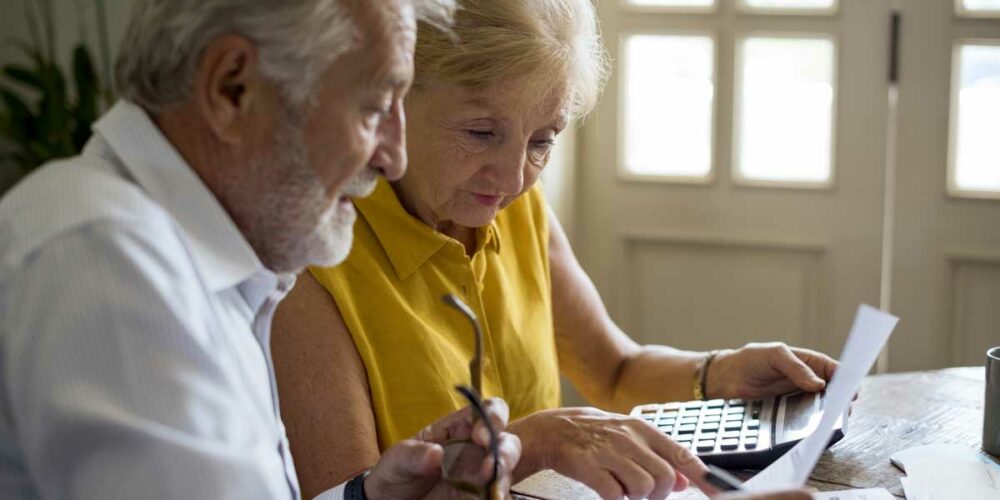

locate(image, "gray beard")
[[243, 117, 358, 274]]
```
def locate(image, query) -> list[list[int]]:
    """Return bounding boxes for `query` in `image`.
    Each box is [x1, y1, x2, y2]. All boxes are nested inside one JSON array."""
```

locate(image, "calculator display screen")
[[782, 392, 817, 435]]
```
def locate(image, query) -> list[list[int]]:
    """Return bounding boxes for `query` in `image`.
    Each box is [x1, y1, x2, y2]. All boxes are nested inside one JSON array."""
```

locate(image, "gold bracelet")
[[693, 350, 720, 401]]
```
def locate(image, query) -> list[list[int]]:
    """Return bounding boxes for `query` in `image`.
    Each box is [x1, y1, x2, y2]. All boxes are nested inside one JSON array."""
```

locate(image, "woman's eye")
[[530, 140, 555, 152], [466, 130, 494, 140]]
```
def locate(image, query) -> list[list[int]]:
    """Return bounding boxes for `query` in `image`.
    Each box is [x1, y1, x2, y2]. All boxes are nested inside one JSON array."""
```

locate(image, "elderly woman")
[[272, 1, 831, 499]]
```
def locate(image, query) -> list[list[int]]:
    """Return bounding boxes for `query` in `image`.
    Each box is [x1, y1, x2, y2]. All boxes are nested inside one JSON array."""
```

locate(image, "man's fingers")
[[376, 439, 443, 480], [473, 397, 510, 447], [773, 346, 826, 392], [480, 432, 521, 481], [419, 397, 510, 446], [417, 406, 473, 444]]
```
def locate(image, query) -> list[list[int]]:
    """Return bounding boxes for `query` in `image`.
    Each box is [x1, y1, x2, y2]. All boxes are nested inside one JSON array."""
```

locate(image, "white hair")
[[116, 0, 456, 112]]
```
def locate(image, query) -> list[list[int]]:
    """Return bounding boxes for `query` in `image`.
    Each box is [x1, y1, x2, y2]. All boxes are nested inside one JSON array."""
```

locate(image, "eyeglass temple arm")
[[442, 293, 483, 394]]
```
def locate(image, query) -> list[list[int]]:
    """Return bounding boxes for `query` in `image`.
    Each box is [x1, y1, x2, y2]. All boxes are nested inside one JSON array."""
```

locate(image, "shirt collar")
[[91, 100, 264, 292], [355, 178, 501, 280]]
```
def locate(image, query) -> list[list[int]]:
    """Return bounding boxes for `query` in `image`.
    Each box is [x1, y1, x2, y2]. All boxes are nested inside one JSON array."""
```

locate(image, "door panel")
[[576, 0, 891, 364], [891, 0, 1000, 370]]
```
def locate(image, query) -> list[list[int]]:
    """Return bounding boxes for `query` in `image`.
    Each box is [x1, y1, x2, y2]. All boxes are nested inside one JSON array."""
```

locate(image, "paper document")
[[743, 305, 899, 492], [894, 444, 1000, 500], [812, 488, 894, 500]]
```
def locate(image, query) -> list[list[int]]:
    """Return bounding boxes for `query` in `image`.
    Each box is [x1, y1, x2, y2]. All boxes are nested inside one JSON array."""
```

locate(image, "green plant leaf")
[[6, 38, 45, 67], [71, 44, 98, 149], [36, 63, 72, 153], [0, 85, 36, 144], [3, 64, 45, 91]]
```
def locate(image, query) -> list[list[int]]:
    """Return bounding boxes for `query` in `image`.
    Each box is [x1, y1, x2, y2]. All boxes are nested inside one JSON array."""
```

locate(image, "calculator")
[[629, 391, 844, 469]]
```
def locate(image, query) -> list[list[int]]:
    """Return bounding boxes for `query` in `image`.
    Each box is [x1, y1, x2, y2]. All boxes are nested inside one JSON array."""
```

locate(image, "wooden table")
[[512, 367, 992, 499]]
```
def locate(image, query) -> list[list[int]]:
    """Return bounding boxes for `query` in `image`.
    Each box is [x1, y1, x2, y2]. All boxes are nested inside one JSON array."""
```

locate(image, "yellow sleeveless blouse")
[[309, 178, 561, 450]]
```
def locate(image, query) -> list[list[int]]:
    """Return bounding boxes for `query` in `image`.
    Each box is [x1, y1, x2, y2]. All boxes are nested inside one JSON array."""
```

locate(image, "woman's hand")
[[365, 397, 522, 500], [508, 407, 721, 500], [705, 342, 838, 400]]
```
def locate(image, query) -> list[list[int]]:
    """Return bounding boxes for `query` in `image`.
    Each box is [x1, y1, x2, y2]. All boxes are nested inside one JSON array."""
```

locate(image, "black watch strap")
[[345, 470, 370, 500]]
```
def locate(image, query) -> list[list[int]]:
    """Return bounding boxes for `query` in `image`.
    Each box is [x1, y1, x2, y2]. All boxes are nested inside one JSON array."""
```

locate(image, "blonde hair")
[[414, 0, 610, 119]]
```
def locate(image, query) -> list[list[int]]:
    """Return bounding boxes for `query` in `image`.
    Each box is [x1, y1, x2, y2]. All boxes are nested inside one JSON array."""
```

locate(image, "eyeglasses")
[[441, 294, 500, 500]]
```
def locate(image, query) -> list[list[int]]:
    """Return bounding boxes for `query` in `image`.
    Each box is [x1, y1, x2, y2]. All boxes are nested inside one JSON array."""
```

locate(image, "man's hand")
[[705, 342, 838, 400], [364, 398, 521, 499]]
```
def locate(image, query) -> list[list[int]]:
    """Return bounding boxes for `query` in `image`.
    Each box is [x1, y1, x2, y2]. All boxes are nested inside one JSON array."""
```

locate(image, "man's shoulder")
[[0, 155, 175, 267]]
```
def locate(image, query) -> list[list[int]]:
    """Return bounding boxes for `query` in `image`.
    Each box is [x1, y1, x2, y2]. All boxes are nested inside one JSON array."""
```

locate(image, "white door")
[[574, 0, 893, 366], [890, 0, 1000, 370]]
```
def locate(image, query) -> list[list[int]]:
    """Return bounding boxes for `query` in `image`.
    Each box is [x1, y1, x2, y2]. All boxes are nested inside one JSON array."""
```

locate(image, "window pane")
[[961, 0, 1000, 12], [736, 37, 835, 184], [623, 35, 715, 178], [741, 0, 836, 9], [953, 44, 1000, 193], [627, 0, 715, 8]]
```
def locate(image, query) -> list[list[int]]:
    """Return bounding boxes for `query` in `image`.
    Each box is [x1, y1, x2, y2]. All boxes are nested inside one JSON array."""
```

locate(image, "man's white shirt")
[[0, 101, 345, 499]]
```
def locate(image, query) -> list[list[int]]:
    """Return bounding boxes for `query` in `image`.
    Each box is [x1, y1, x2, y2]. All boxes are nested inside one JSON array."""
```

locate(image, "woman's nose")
[[493, 142, 526, 195], [371, 101, 407, 181]]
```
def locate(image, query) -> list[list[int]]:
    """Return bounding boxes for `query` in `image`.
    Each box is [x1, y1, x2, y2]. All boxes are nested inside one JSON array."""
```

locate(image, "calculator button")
[[680, 417, 699, 425], [677, 424, 697, 434], [724, 413, 744, 421], [703, 408, 723, 416], [660, 418, 677, 425], [702, 415, 721, 423], [699, 432, 718, 440], [726, 406, 745, 414], [745, 438, 759, 449], [720, 439, 739, 450], [701, 422, 720, 431], [746, 420, 761, 430], [706, 399, 725, 408], [745, 429, 759, 438], [721, 430, 741, 440], [723, 421, 742, 431], [696, 441, 716, 452], [676, 435, 694, 443], [727, 399, 746, 407], [664, 402, 682, 410], [663, 411, 679, 418], [683, 402, 704, 409]]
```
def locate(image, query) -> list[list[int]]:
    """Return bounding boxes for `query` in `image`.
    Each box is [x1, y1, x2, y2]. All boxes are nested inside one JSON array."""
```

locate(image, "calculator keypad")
[[635, 399, 766, 454]]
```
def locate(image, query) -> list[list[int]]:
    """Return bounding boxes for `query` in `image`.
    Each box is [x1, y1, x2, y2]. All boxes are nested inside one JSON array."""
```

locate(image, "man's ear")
[[194, 35, 263, 145]]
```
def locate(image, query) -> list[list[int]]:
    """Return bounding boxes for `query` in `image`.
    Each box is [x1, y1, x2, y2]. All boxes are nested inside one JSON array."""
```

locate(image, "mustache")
[[341, 169, 379, 199]]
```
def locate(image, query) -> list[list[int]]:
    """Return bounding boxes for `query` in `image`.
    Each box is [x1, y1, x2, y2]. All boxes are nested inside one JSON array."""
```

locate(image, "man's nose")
[[370, 100, 407, 181]]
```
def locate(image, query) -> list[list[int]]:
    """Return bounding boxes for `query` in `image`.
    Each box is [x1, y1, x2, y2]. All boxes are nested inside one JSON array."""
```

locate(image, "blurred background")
[[0, 1, 997, 393]]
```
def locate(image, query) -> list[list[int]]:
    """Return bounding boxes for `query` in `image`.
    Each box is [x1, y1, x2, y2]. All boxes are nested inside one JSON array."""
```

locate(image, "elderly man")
[[0, 1, 518, 499]]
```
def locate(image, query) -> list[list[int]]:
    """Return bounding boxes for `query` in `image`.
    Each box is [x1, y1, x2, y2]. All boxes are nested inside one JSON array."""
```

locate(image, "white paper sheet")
[[904, 456, 1000, 500], [743, 304, 899, 492], [812, 488, 895, 500]]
